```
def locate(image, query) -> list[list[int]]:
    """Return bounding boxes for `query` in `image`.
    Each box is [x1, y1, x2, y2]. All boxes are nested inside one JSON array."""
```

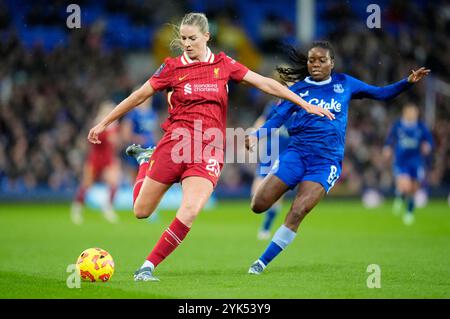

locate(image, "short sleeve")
[[148, 59, 173, 91], [225, 55, 249, 82]]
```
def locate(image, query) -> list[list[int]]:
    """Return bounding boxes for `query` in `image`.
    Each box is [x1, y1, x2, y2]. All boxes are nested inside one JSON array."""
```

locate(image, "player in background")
[[87, 13, 333, 282], [121, 93, 159, 182], [382, 103, 434, 225], [71, 101, 121, 225], [246, 41, 430, 274], [252, 98, 293, 240]]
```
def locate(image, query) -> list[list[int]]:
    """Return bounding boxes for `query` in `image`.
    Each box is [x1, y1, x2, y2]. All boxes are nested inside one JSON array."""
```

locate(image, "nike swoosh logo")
[[178, 75, 188, 81]]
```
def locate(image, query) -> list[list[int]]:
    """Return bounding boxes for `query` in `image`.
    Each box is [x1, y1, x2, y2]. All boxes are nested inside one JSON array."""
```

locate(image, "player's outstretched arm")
[[351, 67, 431, 101], [420, 122, 435, 155], [241, 70, 335, 120], [88, 82, 155, 144], [246, 100, 296, 152]]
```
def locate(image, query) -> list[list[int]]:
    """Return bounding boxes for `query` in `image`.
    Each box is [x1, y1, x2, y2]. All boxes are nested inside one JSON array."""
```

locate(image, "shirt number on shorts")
[[206, 159, 220, 177], [327, 165, 339, 187]]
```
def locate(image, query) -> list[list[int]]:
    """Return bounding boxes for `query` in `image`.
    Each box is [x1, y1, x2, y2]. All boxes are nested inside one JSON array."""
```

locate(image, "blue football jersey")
[[258, 73, 412, 162], [385, 120, 434, 166], [262, 100, 293, 155], [124, 107, 158, 146]]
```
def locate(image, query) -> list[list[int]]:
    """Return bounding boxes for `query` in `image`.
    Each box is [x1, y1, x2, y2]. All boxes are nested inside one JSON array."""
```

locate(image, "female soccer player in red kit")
[[87, 12, 334, 281], [71, 101, 120, 225]]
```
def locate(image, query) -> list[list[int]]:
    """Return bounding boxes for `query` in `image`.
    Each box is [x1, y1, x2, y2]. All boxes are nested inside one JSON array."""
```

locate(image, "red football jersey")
[[149, 48, 249, 149], [88, 123, 118, 165]]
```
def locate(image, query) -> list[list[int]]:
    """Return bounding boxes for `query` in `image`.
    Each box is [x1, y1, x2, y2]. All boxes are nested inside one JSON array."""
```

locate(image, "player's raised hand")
[[407, 67, 430, 83], [421, 142, 432, 155], [382, 146, 392, 162], [87, 123, 107, 144], [302, 102, 335, 120], [245, 134, 258, 152]]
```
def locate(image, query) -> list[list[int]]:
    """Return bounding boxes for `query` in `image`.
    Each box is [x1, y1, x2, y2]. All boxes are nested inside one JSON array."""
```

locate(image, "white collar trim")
[[181, 47, 214, 65], [304, 76, 332, 85]]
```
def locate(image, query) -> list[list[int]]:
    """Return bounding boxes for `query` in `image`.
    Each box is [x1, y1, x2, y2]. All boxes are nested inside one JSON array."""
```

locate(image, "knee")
[[133, 202, 153, 219], [398, 180, 412, 194], [251, 195, 271, 214], [400, 185, 412, 196]]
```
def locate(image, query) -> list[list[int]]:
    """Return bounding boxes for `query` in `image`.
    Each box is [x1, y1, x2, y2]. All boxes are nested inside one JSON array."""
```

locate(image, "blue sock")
[[259, 242, 283, 266], [259, 225, 296, 266], [406, 197, 415, 214], [262, 207, 278, 232], [395, 190, 405, 201]]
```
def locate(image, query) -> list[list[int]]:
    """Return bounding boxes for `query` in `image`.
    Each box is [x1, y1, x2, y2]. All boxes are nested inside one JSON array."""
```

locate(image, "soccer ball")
[[76, 248, 115, 282]]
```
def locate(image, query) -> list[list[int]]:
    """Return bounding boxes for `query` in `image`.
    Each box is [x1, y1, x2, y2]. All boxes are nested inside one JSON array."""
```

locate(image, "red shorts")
[[87, 157, 114, 180], [146, 132, 224, 187]]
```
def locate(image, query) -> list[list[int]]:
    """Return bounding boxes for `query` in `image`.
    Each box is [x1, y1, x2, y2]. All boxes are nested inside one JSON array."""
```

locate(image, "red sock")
[[133, 162, 149, 204], [146, 217, 190, 268], [109, 186, 117, 204], [75, 186, 87, 204]]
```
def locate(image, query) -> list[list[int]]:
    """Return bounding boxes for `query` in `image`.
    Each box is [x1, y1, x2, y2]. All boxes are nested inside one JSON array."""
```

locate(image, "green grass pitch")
[[0, 199, 449, 298]]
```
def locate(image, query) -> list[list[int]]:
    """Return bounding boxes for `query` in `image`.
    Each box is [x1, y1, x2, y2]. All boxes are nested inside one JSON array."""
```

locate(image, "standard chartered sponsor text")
[[193, 84, 219, 92]]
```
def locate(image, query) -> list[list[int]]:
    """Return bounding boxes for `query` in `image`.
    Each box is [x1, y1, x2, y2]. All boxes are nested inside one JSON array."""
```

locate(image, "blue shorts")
[[256, 136, 290, 177], [271, 148, 342, 193], [256, 162, 275, 177], [256, 159, 277, 177], [394, 163, 425, 181]]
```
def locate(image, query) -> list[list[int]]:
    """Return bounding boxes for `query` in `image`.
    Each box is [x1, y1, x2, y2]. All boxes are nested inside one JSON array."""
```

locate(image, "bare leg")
[[135, 177, 214, 281], [252, 176, 285, 239], [284, 181, 326, 232], [102, 161, 121, 223], [176, 176, 214, 227], [133, 176, 171, 219], [71, 163, 94, 224], [397, 175, 419, 225], [251, 174, 289, 213], [248, 181, 325, 274]]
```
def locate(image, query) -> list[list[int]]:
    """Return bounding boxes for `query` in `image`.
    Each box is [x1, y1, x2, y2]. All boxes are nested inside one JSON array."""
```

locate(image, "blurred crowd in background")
[[0, 0, 449, 198]]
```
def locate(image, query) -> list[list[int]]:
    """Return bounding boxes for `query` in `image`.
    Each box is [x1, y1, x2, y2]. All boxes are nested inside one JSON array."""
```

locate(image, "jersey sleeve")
[[225, 55, 249, 82], [263, 99, 281, 119], [148, 59, 173, 91], [253, 100, 298, 139], [384, 122, 398, 147], [346, 74, 413, 101], [420, 122, 435, 149]]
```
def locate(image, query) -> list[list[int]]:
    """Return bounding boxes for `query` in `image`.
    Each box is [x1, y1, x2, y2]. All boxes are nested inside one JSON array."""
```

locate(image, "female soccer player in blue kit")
[[122, 94, 159, 182], [251, 98, 293, 240], [383, 103, 434, 225], [245, 41, 430, 274]]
